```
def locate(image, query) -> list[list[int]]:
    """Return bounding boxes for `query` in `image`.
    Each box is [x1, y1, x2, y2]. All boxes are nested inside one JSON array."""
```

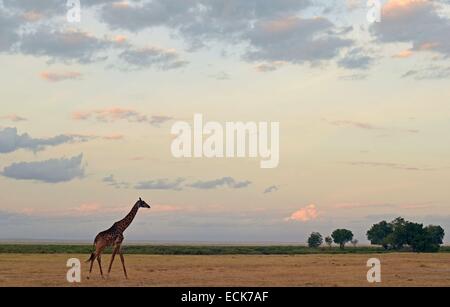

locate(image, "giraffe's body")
[[87, 198, 150, 279]]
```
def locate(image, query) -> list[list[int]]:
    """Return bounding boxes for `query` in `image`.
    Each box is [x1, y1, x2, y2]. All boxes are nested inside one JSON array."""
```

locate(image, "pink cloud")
[[285, 204, 319, 222], [393, 49, 413, 58], [74, 203, 101, 213], [72, 107, 173, 126], [0, 114, 27, 122], [102, 134, 124, 140], [40, 71, 82, 82]]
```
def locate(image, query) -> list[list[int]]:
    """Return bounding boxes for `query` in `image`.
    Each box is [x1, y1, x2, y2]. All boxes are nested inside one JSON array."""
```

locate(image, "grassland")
[[0, 253, 449, 286], [0, 244, 449, 255]]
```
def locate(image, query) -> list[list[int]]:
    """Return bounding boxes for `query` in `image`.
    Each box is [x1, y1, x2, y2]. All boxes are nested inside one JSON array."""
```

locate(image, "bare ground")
[[0, 253, 449, 287]]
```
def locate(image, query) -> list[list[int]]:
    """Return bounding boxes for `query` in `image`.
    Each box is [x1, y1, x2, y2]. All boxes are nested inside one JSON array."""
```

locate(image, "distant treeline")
[[0, 244, 449, 255], [307, 217, 446, 253]]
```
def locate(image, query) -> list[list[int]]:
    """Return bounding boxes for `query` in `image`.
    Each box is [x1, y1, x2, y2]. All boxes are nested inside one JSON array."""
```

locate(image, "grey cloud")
[[371, 1, 450, 56], [401, 66, 450, 80], [19, 29, 111, 63], [327, 120, 379, 130], [338, 48, 373, 70], [0, 9, 19, 51], [3, 0, 65, 15], [338, 73, 368, 81], [263, 185, 279, 194], [72, 108, 174, 126], [325, 119, 419, 134], [0, 127, 89, 154], [135, 178, 185, 191], [344, 161, 435, 171], [102, 174, 129, 189], [209, 71, 230, 80], [118, 47, 188, 70], [98, 1, 350, 65], [99, 0, 311, 33], [244, 16, 352, 64], [187, 177, 251, 189], [149, 115, 174, 126], [1, 154, 85, 183]]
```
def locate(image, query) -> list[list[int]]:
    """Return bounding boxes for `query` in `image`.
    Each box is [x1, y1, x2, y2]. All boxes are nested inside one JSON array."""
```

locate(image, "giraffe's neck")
[[115, 203, 139, 233]]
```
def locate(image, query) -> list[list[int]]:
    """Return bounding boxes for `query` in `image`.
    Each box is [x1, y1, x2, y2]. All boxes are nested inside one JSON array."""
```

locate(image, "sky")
[[0, 0, 449, 243]]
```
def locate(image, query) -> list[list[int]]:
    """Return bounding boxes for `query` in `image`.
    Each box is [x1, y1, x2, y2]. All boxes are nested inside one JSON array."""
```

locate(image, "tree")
[[325, 236, 333, 247], [410, 225, 445, 252], [366, 220, 393, 249], [425, 225, 445, 245], [331, 229, 353, 249], [366, 217, 445, 252], [307, 232, 323, 248], [351, 239, 358, 247]]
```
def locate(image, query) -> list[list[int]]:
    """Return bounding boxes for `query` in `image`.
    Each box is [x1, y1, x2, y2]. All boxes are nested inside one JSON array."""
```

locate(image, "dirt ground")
[[0, 253, 449, 287]]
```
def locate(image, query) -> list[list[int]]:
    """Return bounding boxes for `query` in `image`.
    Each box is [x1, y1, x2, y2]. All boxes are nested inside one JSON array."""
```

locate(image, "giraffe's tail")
[[86, 243, 97, 262], [86, 252, 96, 263]]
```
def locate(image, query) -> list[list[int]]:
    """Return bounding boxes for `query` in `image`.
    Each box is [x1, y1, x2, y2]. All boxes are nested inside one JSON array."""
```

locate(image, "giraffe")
[[86, 197, 150, 279]]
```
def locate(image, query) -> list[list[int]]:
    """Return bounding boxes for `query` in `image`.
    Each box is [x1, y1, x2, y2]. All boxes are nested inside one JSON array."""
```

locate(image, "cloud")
[[325, 119, 419, 134], [72, 107, 174, 126], [3, 0, 66, 16], [40, 71, 82, 82], [98, 1, 351, 66], [254, 61, 285, 72], [149, 115, 174, 126], [102, 174, 129, 189], [285, 204, 319, 222], [98, 0, 311, 34], [263, 185, 279, 194], [208, 71, 230, 80], [392, 49, 413, 58], [0, 114, 27, 122], [118, 46, 188, 70], [0, 127, 89, 153], [401, 66, 450, 80], [327, 120, 379, 130], [187, 177, 251, 189], [244, 16, 352, 64], [19, 29, 111, 63], [338, 73, 368, 81], [344, 161, 435, 171], [0, 8, 20, 52], [134, 178, 185, 190], [372, 0, 450, 57], [1, 154, 85, 183], [338, 48, 374, 70]]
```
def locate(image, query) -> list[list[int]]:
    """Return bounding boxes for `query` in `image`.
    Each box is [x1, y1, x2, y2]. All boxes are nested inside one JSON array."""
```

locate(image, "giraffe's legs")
[[97, 254, 104, 278], [119, 247, 128, 279], [87, 243, 106, 280], [88, 253, 96, 279], [107, 245, 120, 275]]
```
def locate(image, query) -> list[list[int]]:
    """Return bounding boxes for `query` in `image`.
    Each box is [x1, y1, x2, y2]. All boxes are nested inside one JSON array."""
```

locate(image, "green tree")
[[331, 229, 353, 249], [366, 217, 445, 252], [424, 225, 445, 245], [307, 232, 323, 248], [410, 225, 445, 252], [324, 236, 333, 247], [366, 220, 393, 249]]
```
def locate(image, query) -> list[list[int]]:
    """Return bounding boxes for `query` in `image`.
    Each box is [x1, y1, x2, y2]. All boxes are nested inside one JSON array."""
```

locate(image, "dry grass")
[[0, 253, 449, 287]]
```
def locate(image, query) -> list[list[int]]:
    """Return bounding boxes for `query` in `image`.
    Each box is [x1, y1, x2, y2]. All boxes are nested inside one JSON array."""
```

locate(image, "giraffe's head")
[[137, 197, 151, 208]]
